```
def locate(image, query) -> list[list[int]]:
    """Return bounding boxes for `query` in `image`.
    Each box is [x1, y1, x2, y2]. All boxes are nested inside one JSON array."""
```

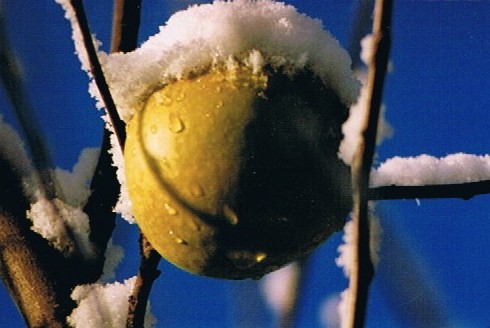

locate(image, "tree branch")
[[111, 0, 142, 53], [126, 234, 161, 328], [369, 179, 490, 201], [347, 0, 393, 327], [107, 1, 163, 327], [70, 0, 126, 148], [0, 156, 73, 328]]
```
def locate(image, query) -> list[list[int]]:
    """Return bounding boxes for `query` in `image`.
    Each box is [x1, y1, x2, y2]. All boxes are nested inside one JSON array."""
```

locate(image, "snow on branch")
[[369, 154, 490, 200], [68, 276, 156, 328], [371, 153, 490, 187]]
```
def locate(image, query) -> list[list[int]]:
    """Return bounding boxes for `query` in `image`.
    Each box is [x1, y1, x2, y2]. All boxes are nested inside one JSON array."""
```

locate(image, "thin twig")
[[83, 0, 143, 277], [369, 179, 490, 201], [347, 0, 393, 327], [107, 1, 164, 326], [127, 234, 161, 328], [111, 0, 142, 53], [70, 0, 126, 148]]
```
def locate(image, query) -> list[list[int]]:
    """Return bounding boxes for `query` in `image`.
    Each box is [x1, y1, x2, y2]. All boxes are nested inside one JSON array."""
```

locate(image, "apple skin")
[[124, 66, 352, 279]]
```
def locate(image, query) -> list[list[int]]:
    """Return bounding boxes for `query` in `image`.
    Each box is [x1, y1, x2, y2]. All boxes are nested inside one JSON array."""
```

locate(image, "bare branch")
[[0, 155, 75, 328], [111, 0, 142, 53], [69, 0, 126, 148], [347, 0, 393, 327], [83, 0, 142, 278], [126, 234, 161, 328]]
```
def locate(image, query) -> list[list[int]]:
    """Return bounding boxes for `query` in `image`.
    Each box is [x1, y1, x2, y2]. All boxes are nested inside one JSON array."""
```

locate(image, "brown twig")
[[0, 156, 73, 328], [126, 234, 161, 328], [347, 0, 393, 327], [111, 0, 142, 53], [369, 180, 490, 200], [80, 0, 142, 280], [107, 1, 164, 326], [70, 0, 126, 148]]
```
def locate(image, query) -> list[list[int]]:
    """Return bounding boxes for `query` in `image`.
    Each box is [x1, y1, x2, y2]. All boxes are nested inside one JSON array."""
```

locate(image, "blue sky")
[[1, 1, 489, 327]]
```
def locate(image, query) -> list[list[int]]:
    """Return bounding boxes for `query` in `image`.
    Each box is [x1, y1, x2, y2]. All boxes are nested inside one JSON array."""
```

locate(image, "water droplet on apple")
[[190, 184, 205, 197], [175, 91, 186, 102], [164, 203, 178, 215], [222, 204, 238, 225], [168, 113, 184, 133]]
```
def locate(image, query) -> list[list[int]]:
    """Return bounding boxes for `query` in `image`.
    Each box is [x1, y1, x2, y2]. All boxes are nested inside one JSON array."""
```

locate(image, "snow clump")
[[99, 0, 361, 122]]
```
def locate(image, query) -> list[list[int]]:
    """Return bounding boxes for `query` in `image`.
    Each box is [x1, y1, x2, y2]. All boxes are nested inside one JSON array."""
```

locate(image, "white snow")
[[27, 195, 96, 258], [68, 276, 156, 328], [54, 0, 96, 73], [370, 153, 490, 187], [26, 147, 100, 258], [335, 219, 355, 277], [55, 147, 100, 207], [335, 211, 381, 328], [99, 0, 361, 122]]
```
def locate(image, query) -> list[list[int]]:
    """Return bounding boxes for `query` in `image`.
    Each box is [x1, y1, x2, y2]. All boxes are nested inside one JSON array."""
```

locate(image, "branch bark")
[[70, 0, 126, 148], [126, 234, 161, 328], [108, 3, 164, 326], [0, 2, 112, 325], [0, 156, 72, 328], [346, 0, 393, 327], [369, 179, 490, 200]]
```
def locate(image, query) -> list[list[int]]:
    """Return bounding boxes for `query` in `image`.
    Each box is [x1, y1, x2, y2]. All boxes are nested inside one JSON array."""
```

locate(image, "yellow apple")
[[124, 65, 351, 279]]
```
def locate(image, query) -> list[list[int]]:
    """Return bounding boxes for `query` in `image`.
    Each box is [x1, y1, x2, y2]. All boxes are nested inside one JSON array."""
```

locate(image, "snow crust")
[[100, 0, 361, 122], [26, 148, 100, 258], [27, 196, 95, 257], [371, 153, 490, 187], [68, 277, 156, 328], [335, 212, 381, 328]]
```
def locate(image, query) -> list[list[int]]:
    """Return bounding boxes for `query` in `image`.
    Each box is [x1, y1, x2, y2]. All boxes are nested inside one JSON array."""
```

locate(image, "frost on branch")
[[27, 196, 95, 258], [68, 277, 156, 328], [25, 147, 100, 258], [339, 34, 392, 165], [335, 212, 381, 328]]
